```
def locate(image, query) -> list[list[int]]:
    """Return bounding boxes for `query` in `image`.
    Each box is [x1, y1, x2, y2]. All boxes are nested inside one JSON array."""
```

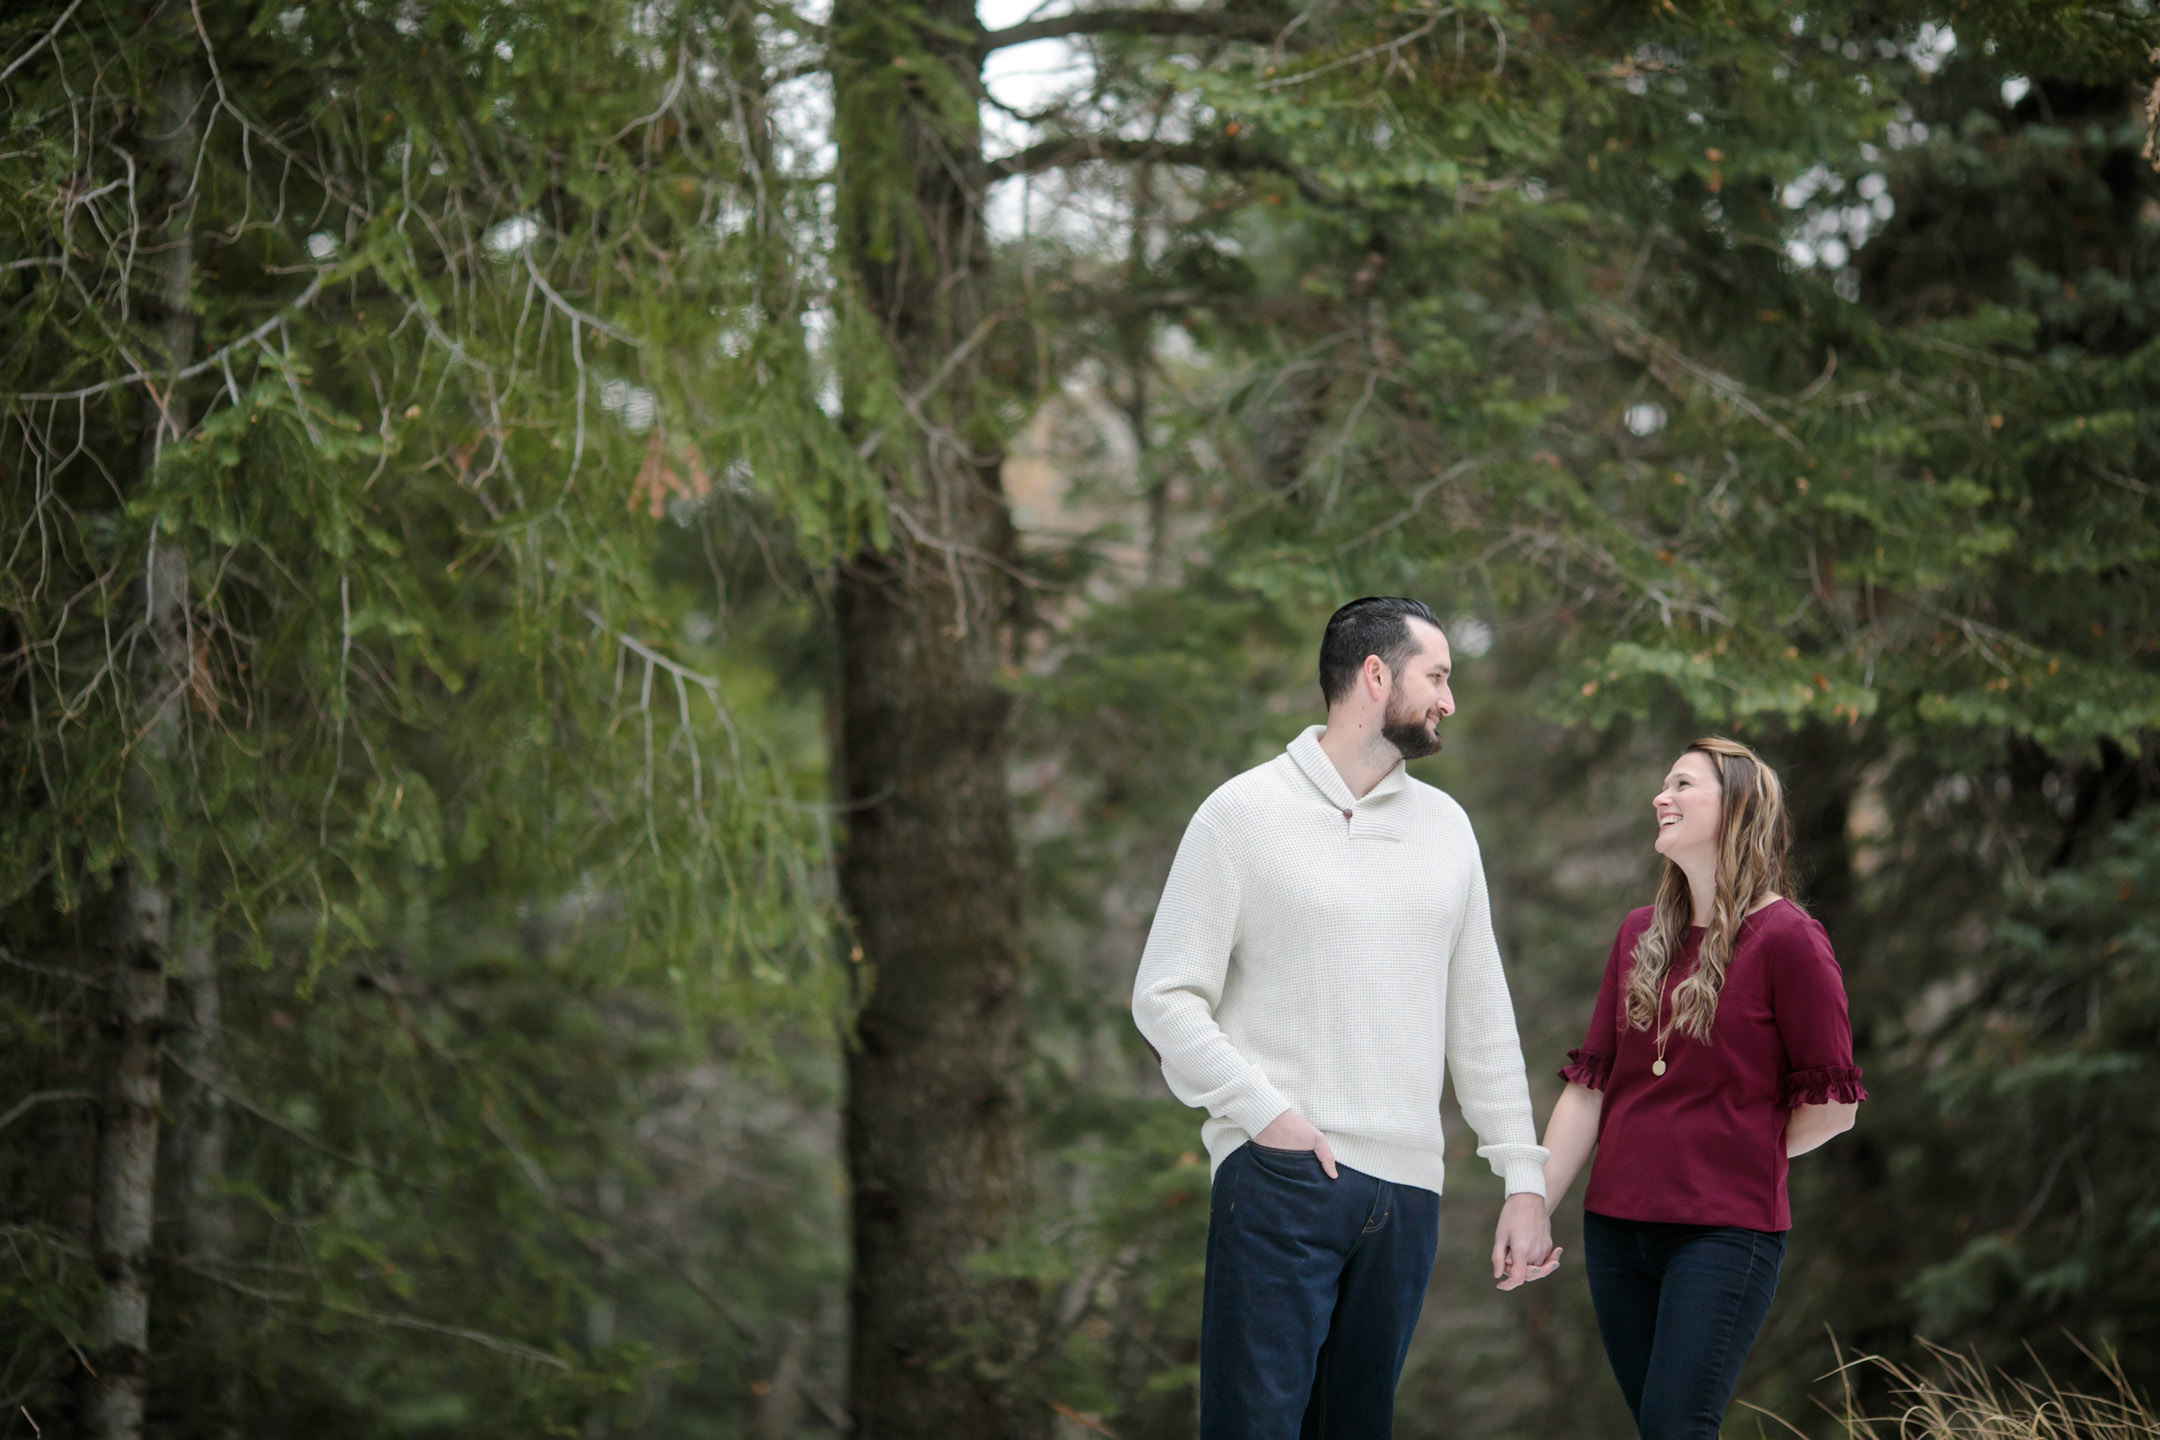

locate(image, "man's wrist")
[[1501, 1160, 1549, 1201], [1234, 1096, 1292, 1140]]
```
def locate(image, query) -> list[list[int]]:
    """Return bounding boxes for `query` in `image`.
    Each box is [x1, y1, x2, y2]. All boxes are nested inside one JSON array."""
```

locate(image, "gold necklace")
[[1651, 975, 1672, 1077]]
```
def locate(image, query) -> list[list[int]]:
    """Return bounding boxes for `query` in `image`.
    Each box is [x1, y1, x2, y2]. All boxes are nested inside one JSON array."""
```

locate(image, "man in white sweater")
[[1132, 596, 1556, 1439]]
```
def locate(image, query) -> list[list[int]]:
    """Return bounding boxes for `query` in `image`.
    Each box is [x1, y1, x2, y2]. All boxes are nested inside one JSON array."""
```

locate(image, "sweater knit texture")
[[1132, 726, 1550, 1198]]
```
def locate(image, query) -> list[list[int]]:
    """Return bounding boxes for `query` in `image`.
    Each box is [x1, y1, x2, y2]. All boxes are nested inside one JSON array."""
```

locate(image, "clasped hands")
[[1251, 1110, 1563, 1292]]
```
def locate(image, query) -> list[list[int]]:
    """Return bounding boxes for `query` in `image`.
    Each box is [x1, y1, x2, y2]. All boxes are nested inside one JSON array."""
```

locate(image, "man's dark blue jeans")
[[1582, 1210, 1788, 1440], [1200, 1142, 1439, 1440]]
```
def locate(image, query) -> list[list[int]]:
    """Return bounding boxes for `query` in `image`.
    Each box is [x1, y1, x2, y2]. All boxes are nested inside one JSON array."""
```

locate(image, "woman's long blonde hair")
[[1623, 736, 1795, 1044]]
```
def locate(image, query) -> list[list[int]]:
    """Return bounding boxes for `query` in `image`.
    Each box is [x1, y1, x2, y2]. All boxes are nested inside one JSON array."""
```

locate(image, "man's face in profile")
[[1379, 620, 1454, 761]]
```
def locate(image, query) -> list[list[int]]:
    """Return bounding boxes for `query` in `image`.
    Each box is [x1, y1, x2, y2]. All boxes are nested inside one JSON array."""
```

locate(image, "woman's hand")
[[1493, 1193, 1560, 1290], [1785, 1101, 1857, 1157]]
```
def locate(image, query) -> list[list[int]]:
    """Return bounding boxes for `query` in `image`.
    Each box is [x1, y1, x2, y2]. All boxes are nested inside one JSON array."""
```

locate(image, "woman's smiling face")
[[1653, 750, 1724, 863]]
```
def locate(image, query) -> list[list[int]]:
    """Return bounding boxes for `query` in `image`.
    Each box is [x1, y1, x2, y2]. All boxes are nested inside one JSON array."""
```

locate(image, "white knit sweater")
[[1132, 726, 1549, 1197]]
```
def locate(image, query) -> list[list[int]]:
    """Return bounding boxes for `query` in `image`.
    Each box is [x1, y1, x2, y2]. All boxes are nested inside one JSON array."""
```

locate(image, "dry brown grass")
[[1744, 1340, 2158, 1440]]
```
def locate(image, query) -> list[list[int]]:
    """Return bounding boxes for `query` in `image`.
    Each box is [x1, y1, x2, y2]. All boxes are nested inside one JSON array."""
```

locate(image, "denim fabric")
[[1199, 1143, 1440, 1440], [1582, 1210, 1788, 1440]]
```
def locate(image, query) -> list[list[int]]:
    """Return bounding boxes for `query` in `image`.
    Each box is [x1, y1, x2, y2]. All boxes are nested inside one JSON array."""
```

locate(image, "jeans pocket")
[[1243, 1142, 1324, 1181]]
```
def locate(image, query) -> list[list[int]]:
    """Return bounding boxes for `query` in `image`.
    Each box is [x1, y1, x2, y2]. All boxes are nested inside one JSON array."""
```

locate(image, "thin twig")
[[0, 1091, 95, 1135], [0, 0, 85, 84], [1596, 304, 1803, 451], [166, 1053, 409, 1184], [0, 949, 104, 989], [1257, 10, 1448, 90], [10, 272, 327, 403], [180, 1263, 571, 1370]]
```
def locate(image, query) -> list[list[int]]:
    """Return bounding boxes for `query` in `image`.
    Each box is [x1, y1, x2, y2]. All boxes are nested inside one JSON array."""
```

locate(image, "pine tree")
[[2, 3, 833, 1432]]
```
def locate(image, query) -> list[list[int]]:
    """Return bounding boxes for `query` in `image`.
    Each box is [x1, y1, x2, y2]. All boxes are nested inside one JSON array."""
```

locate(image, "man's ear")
[[1363, 653, 1389, 699]]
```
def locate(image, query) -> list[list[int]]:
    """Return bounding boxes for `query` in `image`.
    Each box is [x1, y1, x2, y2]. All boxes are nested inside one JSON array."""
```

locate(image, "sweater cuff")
[[1558, 1048, 1612, 1092], [1783, 1065, 1868, 1108], [1221, 1078, 1292, 1140], [1501, 1158, 1548, 1200]]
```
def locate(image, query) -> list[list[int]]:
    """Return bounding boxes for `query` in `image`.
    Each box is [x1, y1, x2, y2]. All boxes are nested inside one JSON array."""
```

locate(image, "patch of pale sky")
[[980, 2, 1092, 240], [747, 5, 1141, 243]]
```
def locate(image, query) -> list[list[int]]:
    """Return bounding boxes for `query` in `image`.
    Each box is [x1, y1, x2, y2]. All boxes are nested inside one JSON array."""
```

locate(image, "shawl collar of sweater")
[[1286, 725, 1410, 841]]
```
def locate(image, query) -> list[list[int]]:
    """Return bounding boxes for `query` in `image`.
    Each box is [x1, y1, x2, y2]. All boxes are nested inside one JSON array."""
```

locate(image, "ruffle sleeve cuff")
[[1782, 1064, 1868, 1108], [1558, 1048, 1612, 1092]]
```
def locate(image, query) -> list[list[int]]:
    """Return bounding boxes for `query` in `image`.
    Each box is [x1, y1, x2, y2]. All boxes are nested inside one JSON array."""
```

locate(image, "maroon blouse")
[[1559, 899, 1866, 1232]]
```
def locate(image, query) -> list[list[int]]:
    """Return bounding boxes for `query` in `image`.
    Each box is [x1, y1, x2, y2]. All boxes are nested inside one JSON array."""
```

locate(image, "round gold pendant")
[[1651, 1059, 1667, 1077]]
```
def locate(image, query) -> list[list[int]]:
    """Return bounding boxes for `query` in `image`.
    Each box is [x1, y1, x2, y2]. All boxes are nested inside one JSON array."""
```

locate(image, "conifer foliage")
[[3, 0, 2157, 1437], [2, 3, 835, 1434]]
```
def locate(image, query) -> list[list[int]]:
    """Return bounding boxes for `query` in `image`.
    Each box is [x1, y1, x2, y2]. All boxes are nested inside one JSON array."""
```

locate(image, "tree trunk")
[[163, 925, 239, 1439], [87, 528, 189, 1439], [166, 935, 229, 1266], [1117, 161, 1173, 586], [830, 6, 1039, 1437], [87, 854, 175, 1440], [85, 22, 198, 1437]]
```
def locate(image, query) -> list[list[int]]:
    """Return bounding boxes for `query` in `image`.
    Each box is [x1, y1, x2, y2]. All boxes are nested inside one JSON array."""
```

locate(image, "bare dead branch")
[[993, 136, 1336, 205]]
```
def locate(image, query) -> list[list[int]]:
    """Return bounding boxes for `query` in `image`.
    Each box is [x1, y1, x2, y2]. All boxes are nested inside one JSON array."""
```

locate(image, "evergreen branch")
[[520, 248, 637, 346], [1910, 599, 2049, 673], [0, 0, 85, 84], [1336, 457, 1480, 554], [186, 0, 362, 218], [0, 1090, 94, 1135], [1593, 304, 1803, 452], [7, 272, 328, 404], [851, 306, 1017, 461], [993, 137, 1336, 205], [981, 5, 1293, 52], [886, 500, 1059, 592], [609, 34, 689, 143], [661, 1254, 855, 1432], [0, 949, 103, 989], [581, 607, 743, 815], [580, 608, 724, 695], [179, 1264, 572, 1371], [906, 307, 1011, 413], [1255, 10, 1448, 90], [0, 1222, 87, 1259], [166, 1053, 412, 1185]]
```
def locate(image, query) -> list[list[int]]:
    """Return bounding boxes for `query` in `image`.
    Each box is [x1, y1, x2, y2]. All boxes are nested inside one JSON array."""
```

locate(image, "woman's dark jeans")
[[1582, 1209, 1788, 1440], [1200, 1143, 1440, 1440]]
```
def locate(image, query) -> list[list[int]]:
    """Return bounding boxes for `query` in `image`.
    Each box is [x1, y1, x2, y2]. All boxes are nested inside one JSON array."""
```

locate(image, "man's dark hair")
[[1318, 597, 1442, 706]]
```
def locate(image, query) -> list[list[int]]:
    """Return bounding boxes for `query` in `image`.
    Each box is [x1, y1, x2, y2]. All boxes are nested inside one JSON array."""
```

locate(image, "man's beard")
[[1380, 696, 1444, 760]]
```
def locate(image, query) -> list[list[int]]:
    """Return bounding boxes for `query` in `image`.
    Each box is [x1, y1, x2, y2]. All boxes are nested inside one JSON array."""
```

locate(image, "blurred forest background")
[[3, 0, 2157, 1437]]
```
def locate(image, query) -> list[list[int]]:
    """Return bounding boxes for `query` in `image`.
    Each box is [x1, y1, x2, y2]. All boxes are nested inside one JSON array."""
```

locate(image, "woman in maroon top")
[[1536, 737, 1865, 1440]]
